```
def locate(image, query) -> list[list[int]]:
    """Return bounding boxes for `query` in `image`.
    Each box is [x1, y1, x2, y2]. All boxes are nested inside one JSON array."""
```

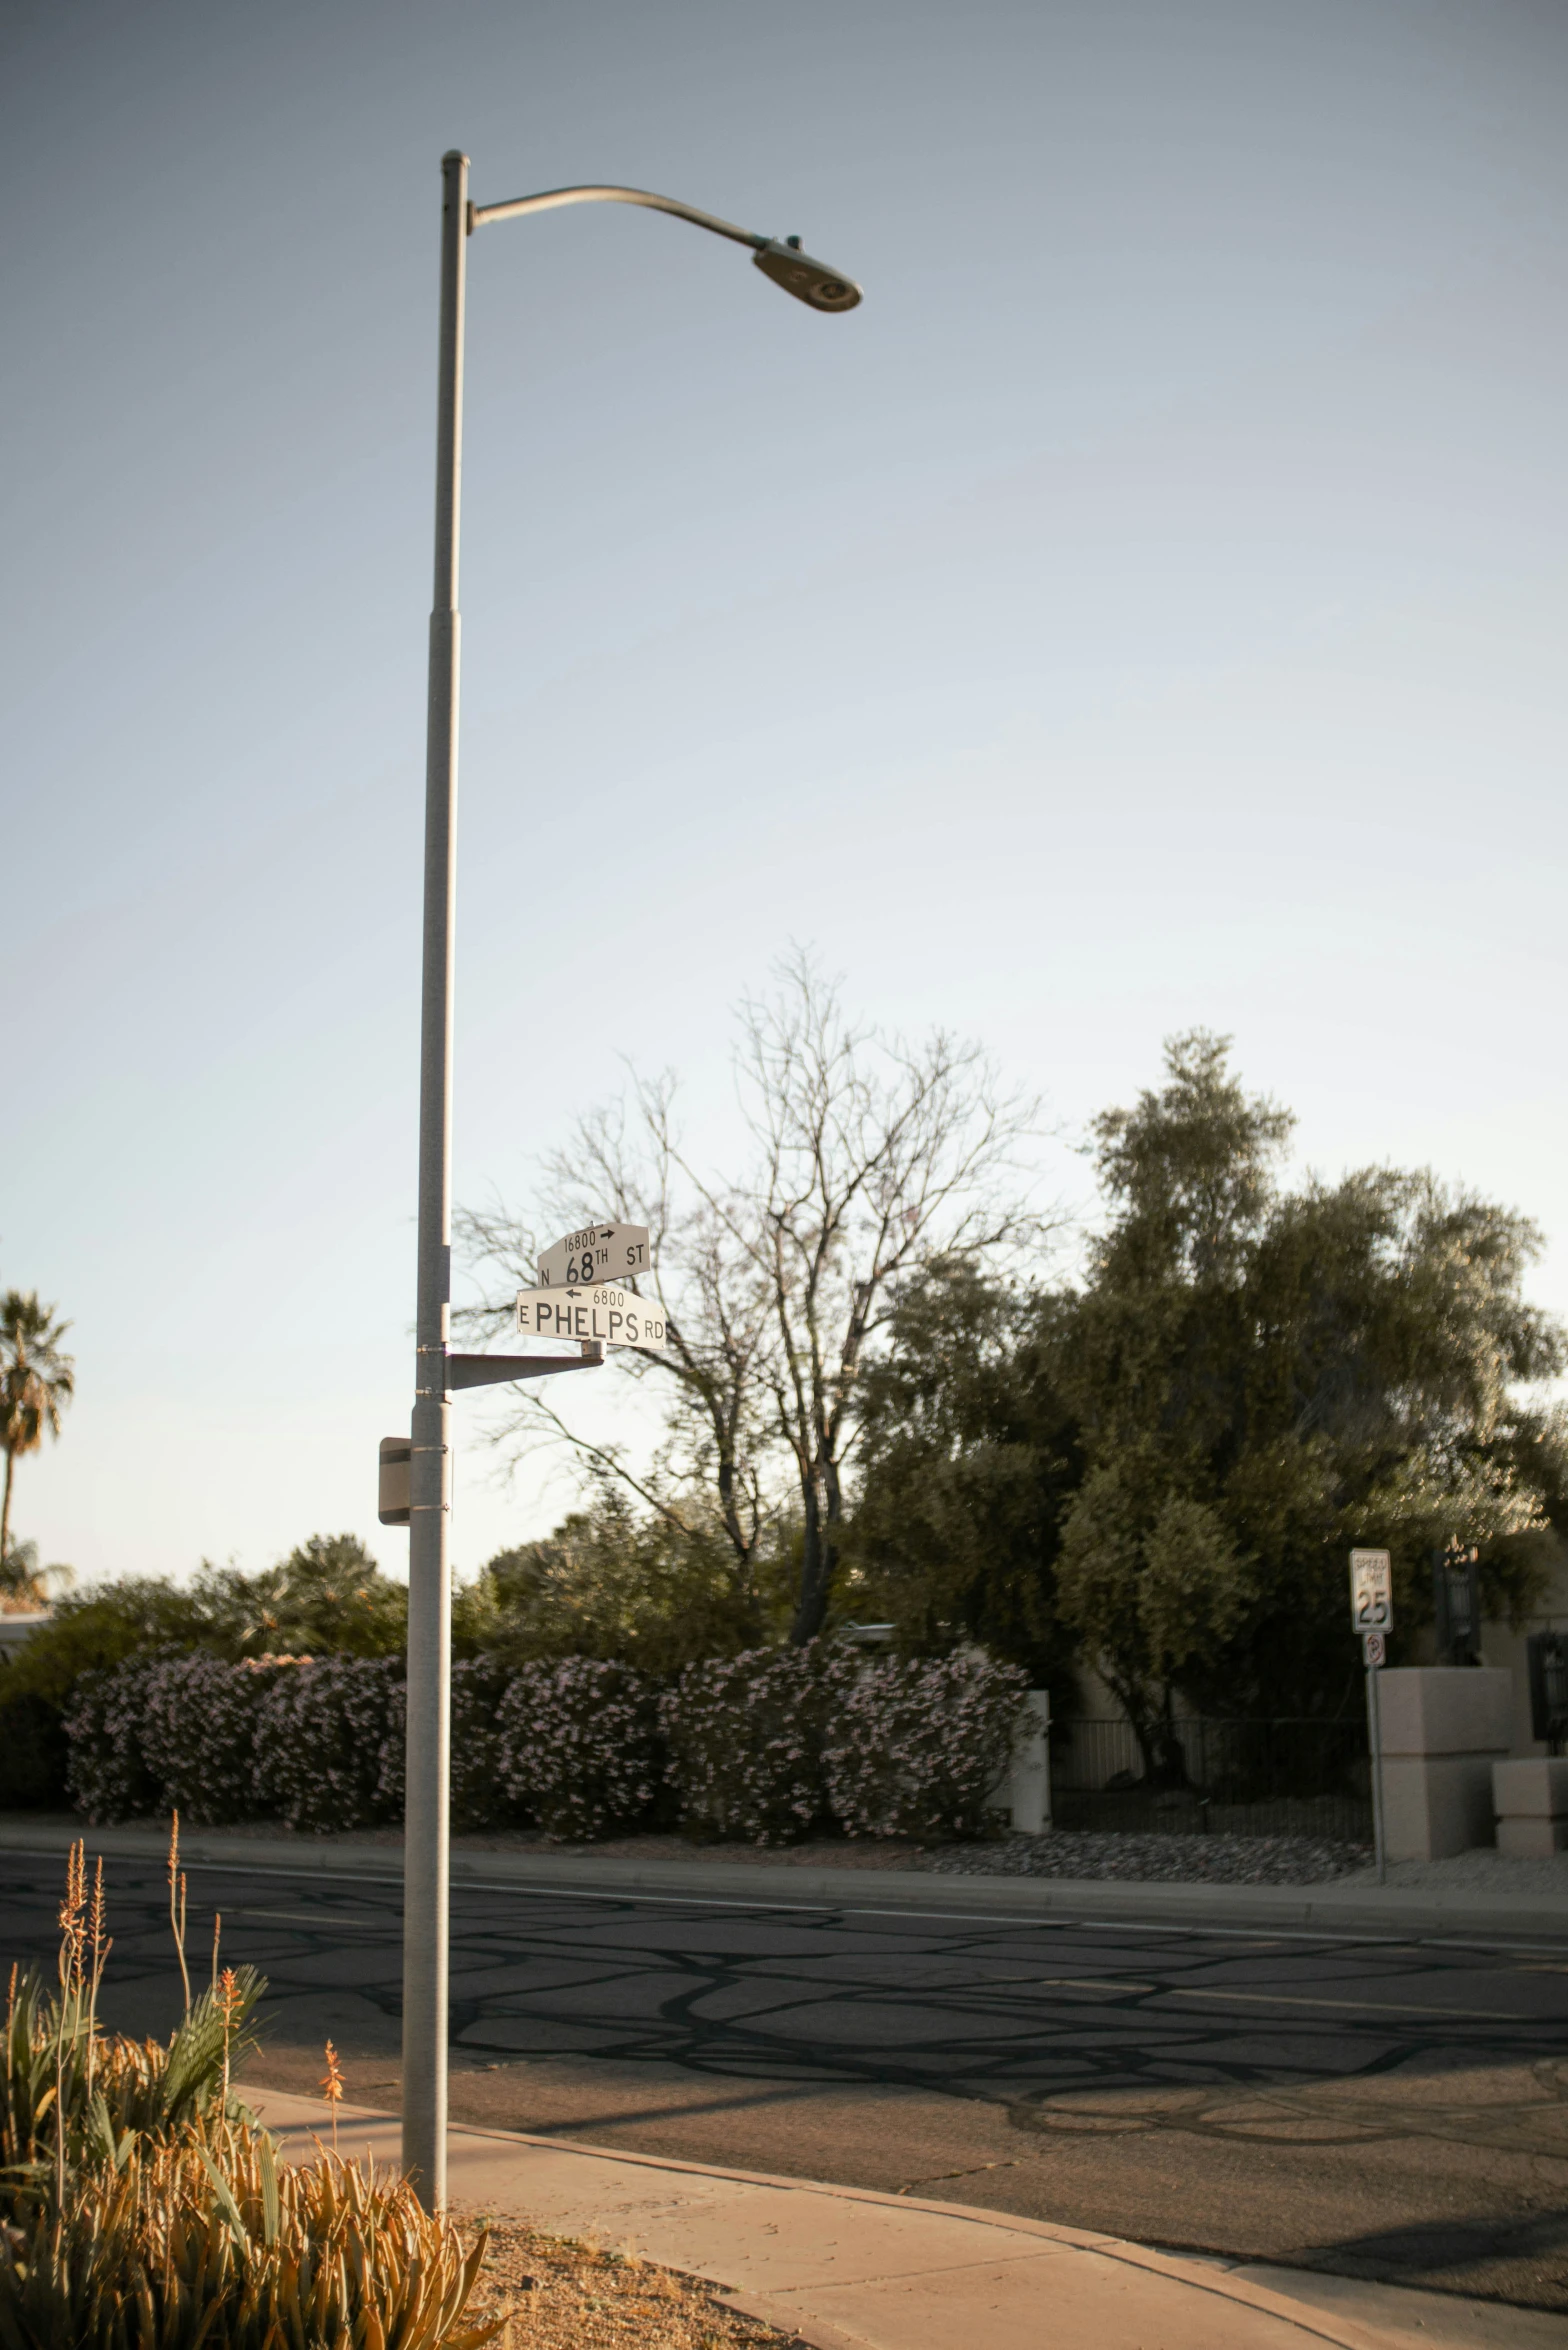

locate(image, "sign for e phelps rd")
[[515, 1283, 668, 1351], [537, 1222, 650, 1288]]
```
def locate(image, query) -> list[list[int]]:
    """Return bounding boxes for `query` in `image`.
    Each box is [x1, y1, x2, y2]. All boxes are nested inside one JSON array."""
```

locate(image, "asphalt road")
[[5, 1848, 1568, 2316]]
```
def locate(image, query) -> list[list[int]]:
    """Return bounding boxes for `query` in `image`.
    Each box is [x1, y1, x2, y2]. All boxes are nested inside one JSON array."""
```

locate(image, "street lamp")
[[403, 151, 861, 2206]]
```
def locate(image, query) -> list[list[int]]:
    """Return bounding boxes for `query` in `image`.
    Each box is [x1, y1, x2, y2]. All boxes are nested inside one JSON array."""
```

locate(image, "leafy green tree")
[[1055, 1468, 1253, 1775], [455, 1490, 788, 1675], [1, 1578, 213, 1712], [0, 1292, 74, 1565], [196, 1534, 405, 1660], [4, 1536, 402, 1691], [1053, 1032, 1568, 1751], [849, 1257, 1080, 1692], [0, 1540, 72, 1610], [849, 1034, 1568, 1763]]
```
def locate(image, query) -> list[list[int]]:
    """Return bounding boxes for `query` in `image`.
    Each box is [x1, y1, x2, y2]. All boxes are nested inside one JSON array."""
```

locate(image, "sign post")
[[1350, 1549, 1392, 1884]]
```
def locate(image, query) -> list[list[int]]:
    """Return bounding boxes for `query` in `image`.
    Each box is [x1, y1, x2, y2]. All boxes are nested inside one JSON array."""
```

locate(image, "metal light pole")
[[403, 151, 861, 2206], [403, 146, 467, 2218]]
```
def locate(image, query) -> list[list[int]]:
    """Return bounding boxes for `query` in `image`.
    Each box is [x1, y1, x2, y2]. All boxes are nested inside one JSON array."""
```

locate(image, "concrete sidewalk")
[[8, 1813, 1568, 1941], [247, 2088, 1567, 2350]]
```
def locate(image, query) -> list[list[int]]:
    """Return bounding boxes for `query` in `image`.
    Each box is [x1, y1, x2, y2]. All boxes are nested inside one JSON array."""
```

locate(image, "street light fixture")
[[403, 151, 862, 2208], [469, 179, 862, 313]]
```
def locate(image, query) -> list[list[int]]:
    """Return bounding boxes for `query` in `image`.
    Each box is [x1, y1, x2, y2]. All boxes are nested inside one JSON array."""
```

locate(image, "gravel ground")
[[461, 2214, 797, 2348], [1340, 1847, 1568, 1893], [929, 1828, 1372, 1884], [36, 1810, 1568, 1892], [191, 1821, 1372, 1883]]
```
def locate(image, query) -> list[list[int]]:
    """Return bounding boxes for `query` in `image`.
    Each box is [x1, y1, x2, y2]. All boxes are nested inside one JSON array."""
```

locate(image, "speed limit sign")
[[1352, 1550, 1393, 1888], [1350, 1548, 1392, 1633]]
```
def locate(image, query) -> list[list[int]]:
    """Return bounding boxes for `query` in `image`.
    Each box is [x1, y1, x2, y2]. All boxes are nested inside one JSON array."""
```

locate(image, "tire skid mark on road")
[[1162, 1985, 1528, 2022]]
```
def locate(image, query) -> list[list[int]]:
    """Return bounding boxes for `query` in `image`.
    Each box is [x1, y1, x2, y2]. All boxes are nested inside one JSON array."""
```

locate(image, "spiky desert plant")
[[1, 1960, 267, 2212], [0, 2108, 500, 2349], [2, 1848, 500, 2347], [1, 1846, 264, 2229]]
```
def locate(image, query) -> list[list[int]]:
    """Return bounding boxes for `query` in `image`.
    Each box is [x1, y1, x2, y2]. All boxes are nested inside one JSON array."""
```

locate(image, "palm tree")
[[0, 1291, 75, 1564], [0, 1537, 73, 1610]]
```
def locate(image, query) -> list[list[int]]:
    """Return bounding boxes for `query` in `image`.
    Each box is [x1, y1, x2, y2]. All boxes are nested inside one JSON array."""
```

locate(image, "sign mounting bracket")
[[444, 1349, 602, 1391]]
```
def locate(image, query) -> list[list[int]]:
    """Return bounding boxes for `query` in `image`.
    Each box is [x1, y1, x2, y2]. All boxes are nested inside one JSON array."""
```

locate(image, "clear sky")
[[5, 0, 1567, 1590]]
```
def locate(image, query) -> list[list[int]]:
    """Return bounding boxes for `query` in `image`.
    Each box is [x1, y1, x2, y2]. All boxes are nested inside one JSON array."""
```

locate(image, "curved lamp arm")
[[470, 181, 862, 313], [472, 183, 760, 244]]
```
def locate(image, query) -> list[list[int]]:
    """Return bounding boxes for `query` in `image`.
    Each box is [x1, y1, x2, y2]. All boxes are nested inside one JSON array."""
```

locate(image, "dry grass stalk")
[[51, 1838, 88, 2209], [167, 1811, 192, 2016], [320, 2039, 345, 2153], [215, 1967, 243, 2108], [83, 1856, 109, 2108]]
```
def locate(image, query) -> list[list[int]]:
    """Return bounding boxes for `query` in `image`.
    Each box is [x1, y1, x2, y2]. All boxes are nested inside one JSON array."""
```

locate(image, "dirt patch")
[[460, 2213, 802, 2347]]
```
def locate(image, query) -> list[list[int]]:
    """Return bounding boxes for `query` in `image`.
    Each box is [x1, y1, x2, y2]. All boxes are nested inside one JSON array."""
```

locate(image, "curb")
[[250, 2089, 1403, 2350], [6, 1814, 1567, 1943]]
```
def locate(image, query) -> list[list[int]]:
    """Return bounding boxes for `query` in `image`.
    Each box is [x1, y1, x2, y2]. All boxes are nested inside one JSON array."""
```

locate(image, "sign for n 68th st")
[[537, 1223, 650, 1289], [515, 1284, 667, 1351]]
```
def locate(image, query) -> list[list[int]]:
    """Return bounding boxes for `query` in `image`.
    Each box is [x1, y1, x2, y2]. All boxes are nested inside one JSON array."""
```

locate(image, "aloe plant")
[[1, 1964, 265, 2213], [0, 2109, 500, 2349], [1, 1843, 499, 2348]]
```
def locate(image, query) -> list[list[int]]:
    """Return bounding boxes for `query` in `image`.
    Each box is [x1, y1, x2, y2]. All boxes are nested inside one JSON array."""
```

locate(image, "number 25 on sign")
[[1350, 1548, 1392, 1633]]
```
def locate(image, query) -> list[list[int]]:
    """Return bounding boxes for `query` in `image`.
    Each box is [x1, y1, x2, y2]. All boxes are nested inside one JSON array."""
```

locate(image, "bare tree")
[[460, 1084, 779, 1633], [459, 952, 1046, 1642]]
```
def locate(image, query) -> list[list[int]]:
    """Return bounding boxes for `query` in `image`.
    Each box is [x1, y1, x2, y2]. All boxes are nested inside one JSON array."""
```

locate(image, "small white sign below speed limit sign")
[[1350, 1548, 1393, 1633]]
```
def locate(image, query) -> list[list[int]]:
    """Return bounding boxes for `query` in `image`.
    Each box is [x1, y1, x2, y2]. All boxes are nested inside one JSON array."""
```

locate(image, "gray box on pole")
[[378, 1437, 412, 1527]]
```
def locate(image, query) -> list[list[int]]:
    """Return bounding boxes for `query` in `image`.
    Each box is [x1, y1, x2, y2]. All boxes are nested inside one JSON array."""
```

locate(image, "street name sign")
[[1350, 1548, 1393, 1633], [515, 1283, 668, 1351], [537, 1222, 650, 1289]]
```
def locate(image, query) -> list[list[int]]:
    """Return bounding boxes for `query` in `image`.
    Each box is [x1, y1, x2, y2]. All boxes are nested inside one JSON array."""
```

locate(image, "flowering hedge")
[[497, 1659, 660, 1840], [138, 1654, 288, 1826], [254, 1657, 403, 1835], [59, 1642, 1034, 1846], [661, 1645, 843, 1845], [376, 1658, 514, 1832], [822, 1652, 1029, 1839], [63, 1660, 165, 1824]]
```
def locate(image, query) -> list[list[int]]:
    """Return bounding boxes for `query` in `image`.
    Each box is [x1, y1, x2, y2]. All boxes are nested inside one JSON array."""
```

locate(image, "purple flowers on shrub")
[[378, 1658, 516, 1831], [64, 1660, 164, 1824], [59, 1643, 1031, 1845], [497, 1659, 660, 1840], [254, 1657, 404, 1835], [141, 1655, 286, 1826], [661, 1644, 843, 1844], [823, 1653, 1029, 1839]]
